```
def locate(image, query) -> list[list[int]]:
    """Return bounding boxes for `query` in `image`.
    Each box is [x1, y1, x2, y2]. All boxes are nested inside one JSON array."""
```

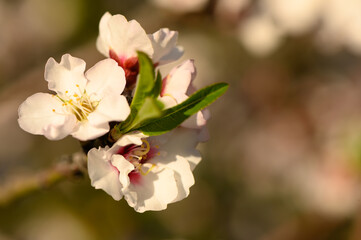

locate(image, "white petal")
[[161, 59, 196, 99], [96, 12, 113, 57], [152, 128, 202, 170], [150, 155, 195, 203], [87, 94, 130, 126], [18, 93, 76, 140], [111, 154, 135, 192], [44, 54, 88, 97], [123, 164, 178, 212], [184, 148, 202, 171], [87, 146, 123, 201], [71, 121, 109, 141], [149, 28, 184, 65], [160, 46, 184, 64], [97, 13, 153, 59], [109, 132, 146, 154], [181, 110, 207, 128], [85, 58, 126, 97]]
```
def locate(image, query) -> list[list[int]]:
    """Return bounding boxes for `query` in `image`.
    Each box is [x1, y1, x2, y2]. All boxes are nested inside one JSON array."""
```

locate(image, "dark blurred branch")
[[0, 152, 87, 206]]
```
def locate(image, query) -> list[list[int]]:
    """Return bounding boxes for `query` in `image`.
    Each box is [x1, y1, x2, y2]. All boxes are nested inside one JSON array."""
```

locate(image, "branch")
[[0, 152, 87, 206]]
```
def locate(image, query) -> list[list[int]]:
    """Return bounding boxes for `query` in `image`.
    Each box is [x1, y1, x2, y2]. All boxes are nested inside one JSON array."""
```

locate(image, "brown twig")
[[0, 152, 87, 206]]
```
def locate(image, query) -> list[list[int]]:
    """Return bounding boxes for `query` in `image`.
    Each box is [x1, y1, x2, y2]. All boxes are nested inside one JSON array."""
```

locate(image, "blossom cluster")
[[17, 12, 227, 212]]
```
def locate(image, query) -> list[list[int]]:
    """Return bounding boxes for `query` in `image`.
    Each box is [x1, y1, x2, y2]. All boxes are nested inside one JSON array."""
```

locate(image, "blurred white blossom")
[[238, 15, 283, 57], [317, 0, 361, 54], [215, 0, 250, 16], [238, 0, 361, 56], [261, 0, 325, 35], [150, 0, 208, 13]]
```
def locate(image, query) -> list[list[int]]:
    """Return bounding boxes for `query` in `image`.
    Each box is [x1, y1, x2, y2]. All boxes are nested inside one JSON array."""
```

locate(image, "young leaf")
[[113, 52, 163, 138], [152, 71, 162, 98], [135, 82, 229, 135], [124, 97, 163, 132], [131, 51, 156, 111]]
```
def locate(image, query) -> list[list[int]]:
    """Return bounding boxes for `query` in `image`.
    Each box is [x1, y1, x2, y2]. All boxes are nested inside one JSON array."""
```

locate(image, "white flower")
[[160, 59, 210, 139], [96, 12, 154, 62], [87, 129, 201, 212], [96, 12, 183, 85], [96, 12, 153, 86], [18, 54, 130, 141], [148, 28, 184, 65]]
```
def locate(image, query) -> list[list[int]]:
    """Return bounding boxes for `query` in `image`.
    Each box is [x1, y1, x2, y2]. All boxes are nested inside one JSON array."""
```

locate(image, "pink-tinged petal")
[[97, 13, 153, 60], [85, 58, 126, 97], [71, 121, 109, 141], [161, 60, 209, 131], [96, 12, 113, 57], [149, 28, 184, 65], [161, 59, 196, 98], [44, 54, 87, 97], [123, 164, 178, 212], [87, 146, 123, 201], [111, 154, 135, 192], [18, 93, 76, 140], [87, 94, 130, 126]]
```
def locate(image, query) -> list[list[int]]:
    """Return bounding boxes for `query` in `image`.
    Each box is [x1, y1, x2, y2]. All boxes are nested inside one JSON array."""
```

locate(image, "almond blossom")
[[96, 12, 183, 86], [160, 59, 210, 140], [87, 129, 201, 212], [148, 28, 184, 66], [18, 54, 130, 141]]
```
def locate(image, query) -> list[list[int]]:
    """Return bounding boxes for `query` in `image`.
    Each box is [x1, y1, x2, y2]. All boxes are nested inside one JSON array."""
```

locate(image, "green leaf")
[[126, 97, 163, 131], [152, 71, 162, 98], [130, 51, 156, 111], [135, 82, 229, 136], [113, 52, 164, 138]]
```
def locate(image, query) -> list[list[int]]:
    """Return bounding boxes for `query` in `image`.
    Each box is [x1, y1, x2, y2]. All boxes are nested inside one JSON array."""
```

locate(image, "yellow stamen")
[[57, 90, 98, 122], [163, 93, 178, 104], [139, 164, 156, 176]]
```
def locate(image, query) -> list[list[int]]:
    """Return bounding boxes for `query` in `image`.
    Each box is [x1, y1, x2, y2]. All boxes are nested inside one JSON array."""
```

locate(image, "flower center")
[[56, 85, 99, 121], [109, 49, 139, 88], [117, 139, 160, 176]]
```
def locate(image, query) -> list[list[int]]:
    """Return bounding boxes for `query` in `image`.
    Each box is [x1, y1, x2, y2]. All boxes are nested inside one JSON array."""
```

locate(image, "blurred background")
[[1, 0, 361, 239]]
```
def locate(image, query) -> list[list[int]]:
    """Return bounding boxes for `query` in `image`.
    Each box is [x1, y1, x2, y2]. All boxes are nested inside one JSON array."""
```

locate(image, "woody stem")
[[0, 152, 87, 206]]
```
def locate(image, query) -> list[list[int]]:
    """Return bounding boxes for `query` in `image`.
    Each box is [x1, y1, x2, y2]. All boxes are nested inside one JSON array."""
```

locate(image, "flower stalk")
[[0, 153, 87, 206]]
